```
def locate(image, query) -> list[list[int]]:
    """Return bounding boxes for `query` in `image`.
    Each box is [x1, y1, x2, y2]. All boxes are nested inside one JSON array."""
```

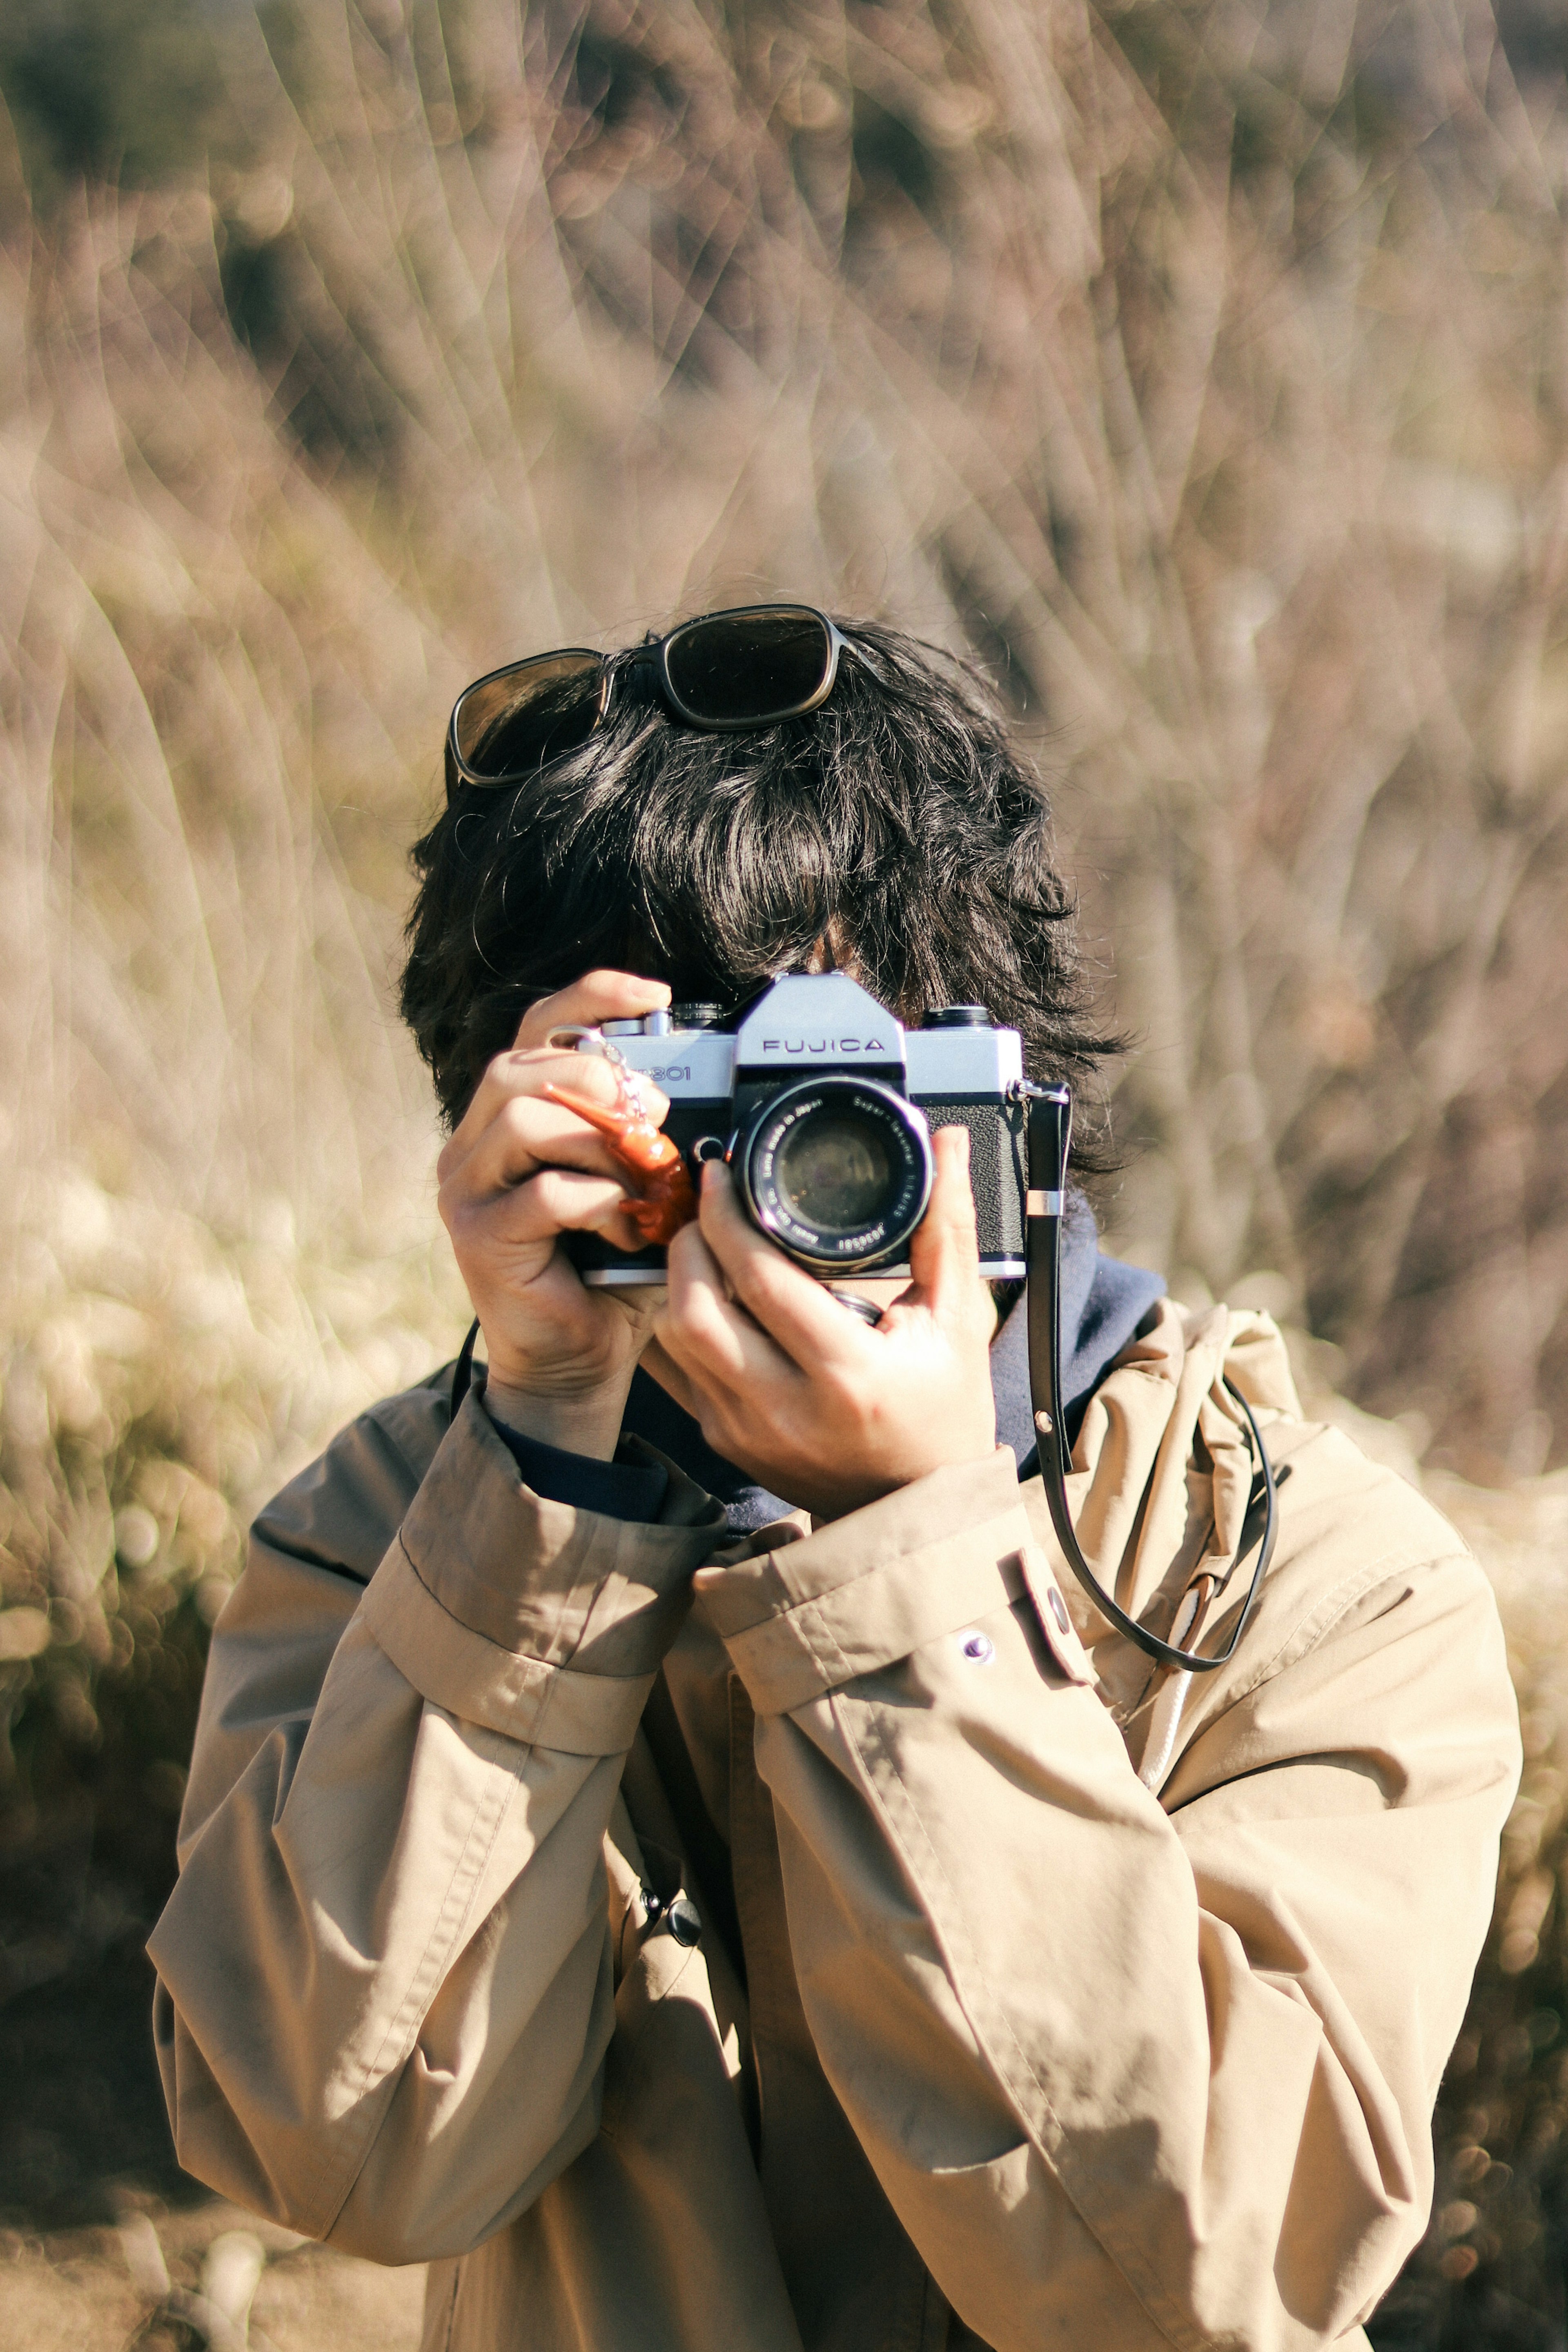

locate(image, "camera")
[[561, 972, 1029, 1285]]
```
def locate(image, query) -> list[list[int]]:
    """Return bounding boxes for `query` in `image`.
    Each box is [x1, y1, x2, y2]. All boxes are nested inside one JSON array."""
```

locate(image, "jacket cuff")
[[694, 1450, 1090, 1715], [359, 1392, 726, 1753], [486, 1410, 670, 1522]]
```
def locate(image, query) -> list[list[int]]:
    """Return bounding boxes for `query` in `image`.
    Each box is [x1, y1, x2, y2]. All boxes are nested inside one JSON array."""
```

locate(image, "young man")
[[151, 612, 1520, 2352]]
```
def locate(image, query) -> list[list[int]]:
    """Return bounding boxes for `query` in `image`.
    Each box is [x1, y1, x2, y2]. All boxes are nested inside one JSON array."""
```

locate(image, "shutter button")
[[666, 1895, 702, 1947], [960, 1631, 995, 1663]]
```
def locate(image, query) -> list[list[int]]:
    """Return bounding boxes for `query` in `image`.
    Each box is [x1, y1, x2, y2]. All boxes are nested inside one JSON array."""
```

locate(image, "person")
[[149, 611, 1521, 2352]]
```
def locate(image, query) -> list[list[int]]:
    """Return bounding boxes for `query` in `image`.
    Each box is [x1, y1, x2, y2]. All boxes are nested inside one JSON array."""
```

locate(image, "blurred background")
[[3, 0, 1568, 2342]]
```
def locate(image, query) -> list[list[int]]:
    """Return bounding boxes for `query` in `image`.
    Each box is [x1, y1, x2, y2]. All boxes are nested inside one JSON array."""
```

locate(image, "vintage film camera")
[[534, 971, 1282, 1676], [561, 972, 1029, 1286]]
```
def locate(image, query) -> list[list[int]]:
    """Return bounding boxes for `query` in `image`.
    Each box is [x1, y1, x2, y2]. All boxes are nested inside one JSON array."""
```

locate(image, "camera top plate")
[[732, 972, 905, 1077]]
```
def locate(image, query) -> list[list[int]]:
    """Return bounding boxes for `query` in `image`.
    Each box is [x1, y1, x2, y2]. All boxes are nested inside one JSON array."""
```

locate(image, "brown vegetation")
[[2, 0, 1568, 2342]]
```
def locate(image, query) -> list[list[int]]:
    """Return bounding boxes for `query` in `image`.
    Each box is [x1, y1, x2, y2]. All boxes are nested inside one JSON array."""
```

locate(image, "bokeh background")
[[4, 0, 1568, 2343]]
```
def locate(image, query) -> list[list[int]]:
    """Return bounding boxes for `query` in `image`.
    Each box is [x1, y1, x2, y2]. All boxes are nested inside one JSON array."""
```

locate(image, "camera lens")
[[774, 1111, 890, 1236], [737, 1078, 933, 1271]]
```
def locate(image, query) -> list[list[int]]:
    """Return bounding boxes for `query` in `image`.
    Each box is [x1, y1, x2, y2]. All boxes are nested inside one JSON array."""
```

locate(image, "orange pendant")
[[542, 1083, 698, 1245]]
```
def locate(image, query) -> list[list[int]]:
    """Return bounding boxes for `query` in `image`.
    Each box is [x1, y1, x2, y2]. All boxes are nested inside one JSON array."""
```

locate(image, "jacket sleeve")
[[694, 1442, 1521, 2352], [148, 1391, 724, 2263]]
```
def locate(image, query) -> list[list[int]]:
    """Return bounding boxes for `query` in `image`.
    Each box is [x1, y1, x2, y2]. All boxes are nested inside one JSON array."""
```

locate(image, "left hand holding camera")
[[650, 1126, 998, 1520]]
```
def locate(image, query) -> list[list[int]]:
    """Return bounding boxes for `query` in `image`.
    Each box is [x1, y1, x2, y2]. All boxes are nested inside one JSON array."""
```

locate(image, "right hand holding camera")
[[437, 970, 675, 1458]]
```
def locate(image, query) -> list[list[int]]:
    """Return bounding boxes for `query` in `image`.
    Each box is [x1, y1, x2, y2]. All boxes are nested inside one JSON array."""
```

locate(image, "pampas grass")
[[4, 0, 1568, 2334]]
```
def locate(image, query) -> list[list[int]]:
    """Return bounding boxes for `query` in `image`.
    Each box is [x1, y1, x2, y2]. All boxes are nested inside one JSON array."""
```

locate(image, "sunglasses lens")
[[453, 653, 604, 783], [664, 608, 833, 726]]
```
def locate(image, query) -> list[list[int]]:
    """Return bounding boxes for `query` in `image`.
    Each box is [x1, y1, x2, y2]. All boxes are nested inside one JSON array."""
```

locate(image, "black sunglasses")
[[445, 604, 850, 800]]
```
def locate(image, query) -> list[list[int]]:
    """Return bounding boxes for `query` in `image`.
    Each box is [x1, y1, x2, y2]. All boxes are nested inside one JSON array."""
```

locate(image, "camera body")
[[563, 972, 1028, 1285]]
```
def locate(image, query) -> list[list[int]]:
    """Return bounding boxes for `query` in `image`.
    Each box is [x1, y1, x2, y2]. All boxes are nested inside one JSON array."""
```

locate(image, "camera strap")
[[450, 1316, 481, 1417], [1025, 1087, 1278, 1675]]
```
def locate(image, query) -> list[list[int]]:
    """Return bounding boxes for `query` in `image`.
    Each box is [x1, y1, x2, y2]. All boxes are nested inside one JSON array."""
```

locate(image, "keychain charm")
[[542, 1043, 697, 1246]]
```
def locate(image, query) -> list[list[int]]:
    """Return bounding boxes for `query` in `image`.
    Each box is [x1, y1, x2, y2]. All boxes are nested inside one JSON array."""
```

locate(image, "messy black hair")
[[401, 618, 1121, 1162]]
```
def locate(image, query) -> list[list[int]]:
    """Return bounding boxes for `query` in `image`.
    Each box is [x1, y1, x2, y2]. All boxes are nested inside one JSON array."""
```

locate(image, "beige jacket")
[[150, 1303, 1520, 2352]]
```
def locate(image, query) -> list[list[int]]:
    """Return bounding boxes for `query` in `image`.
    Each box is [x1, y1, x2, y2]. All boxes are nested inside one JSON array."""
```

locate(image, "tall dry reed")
[[3, 0, 1568, 2336]]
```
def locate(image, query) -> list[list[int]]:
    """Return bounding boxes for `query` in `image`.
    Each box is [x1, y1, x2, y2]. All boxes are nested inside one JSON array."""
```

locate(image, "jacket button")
[[960, 1631, 995, 1663], [1046, 1586, 1070, 1633], [666, 1895, 702, 1947]]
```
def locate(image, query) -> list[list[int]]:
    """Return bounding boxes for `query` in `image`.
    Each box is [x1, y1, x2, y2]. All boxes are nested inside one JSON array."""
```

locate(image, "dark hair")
[[401, 618, 1121, 1161]]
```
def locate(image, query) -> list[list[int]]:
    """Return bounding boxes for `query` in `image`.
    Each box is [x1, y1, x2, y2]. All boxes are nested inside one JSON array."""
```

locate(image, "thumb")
[[905, 1125, 981, 1312]]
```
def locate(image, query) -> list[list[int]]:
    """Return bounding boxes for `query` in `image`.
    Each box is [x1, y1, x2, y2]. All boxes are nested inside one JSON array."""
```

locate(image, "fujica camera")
[[558, 971, 1030, 1285]]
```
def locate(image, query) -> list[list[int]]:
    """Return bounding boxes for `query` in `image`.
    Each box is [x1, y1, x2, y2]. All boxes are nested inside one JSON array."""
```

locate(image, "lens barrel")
[[734, 1077, 933, 1272]]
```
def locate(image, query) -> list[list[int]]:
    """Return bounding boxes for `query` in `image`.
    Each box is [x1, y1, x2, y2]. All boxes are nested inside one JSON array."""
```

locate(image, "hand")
[[650, 1127, 998, 1519], [437, 971, 673, 1458]]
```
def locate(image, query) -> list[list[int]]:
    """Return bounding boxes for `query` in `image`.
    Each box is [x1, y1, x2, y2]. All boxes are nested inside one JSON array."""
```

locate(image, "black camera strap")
[[450, 1316, 481, 1418], [1025, 1087, 1277, 1674]]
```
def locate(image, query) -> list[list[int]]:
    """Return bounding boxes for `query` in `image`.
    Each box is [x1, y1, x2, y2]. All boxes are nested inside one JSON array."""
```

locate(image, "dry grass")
[[0, 2198, 425, 2352], [3, 0, 1568, 2341]]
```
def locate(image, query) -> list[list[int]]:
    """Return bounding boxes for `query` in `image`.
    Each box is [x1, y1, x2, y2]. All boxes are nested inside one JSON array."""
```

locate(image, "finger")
[[444, 1049, 668, 1179], [695, 1162, 866, 1371], [444, 1045, 621, 1169], [661, 1214, 799, 1392], [446, 1165, 634, 1247], [904, 1125, 982, 1309], [516, 970, 671, 1052], [445, 1088, 640, 1202]]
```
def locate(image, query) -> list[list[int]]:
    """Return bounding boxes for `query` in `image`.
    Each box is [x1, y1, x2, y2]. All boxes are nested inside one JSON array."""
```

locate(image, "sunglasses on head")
[[445, 604, 851, 800]]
